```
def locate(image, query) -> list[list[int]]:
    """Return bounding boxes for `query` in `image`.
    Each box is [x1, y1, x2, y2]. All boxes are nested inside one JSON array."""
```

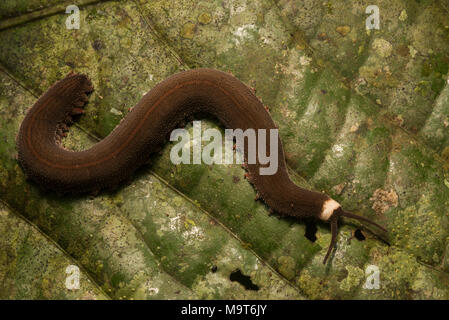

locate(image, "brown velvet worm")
[[16, 68, 387, 264]]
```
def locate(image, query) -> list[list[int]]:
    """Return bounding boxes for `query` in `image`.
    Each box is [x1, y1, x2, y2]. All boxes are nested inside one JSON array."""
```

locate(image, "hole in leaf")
[[304, 221, 317, 242], [229, 269, 259, 291], [354, 229, 366, 241], [211, 265, 218, 273]]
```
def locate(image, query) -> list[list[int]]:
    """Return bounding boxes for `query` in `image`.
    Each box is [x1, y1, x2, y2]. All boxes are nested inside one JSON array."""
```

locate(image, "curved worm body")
[[17, 68, 386, 263]]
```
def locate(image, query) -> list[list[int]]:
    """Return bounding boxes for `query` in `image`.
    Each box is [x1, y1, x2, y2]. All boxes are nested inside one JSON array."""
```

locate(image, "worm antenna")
[[340, 210, 387, 233], [323, 216, 338, 264]]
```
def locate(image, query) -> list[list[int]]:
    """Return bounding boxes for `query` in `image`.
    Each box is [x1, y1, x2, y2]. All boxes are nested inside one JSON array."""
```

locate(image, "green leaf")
[[0, 0, 448, 299]]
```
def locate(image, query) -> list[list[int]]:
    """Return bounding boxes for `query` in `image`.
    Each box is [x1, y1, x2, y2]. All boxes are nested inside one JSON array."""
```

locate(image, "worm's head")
[[320, 198, 387, 265], [319, 198, 341, 222]]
